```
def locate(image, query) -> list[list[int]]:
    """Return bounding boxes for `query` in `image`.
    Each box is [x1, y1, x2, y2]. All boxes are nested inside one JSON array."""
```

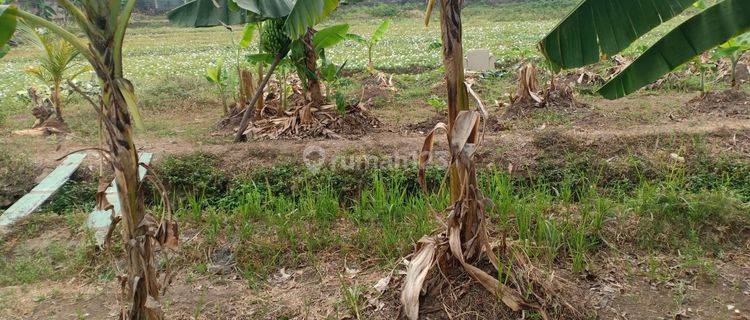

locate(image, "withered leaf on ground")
[[400, 237, 438, 320]]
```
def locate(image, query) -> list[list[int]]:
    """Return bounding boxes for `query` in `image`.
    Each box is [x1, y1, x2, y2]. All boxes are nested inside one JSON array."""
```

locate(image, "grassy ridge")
[[2, 148, 748, 287]]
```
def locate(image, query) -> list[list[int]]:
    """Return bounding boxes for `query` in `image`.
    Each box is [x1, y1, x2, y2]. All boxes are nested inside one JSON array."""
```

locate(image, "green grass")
[[133, 150, 750, 284], [0, 214, 97, 286], [2, 149, 749, 287], [0, 147, 37, 209]]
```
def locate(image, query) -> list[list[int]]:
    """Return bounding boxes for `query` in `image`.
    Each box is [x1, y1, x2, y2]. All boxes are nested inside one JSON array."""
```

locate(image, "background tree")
[[0, 1, 175, 319], [715, 33, 750, 88], [539, 0, 750, 99], [18, 21, 89, 122], [345, 18, 390, 71], [205, 58, 230, 114], [168, 0, 343, 141]]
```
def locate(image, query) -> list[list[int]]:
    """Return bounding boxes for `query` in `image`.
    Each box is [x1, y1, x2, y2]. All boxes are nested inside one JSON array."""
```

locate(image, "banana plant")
[[715, 33, 750, 88], [0, 2, 174, 319], [539, 0, 750, 99], [319, 57, 347, 114], [168, 0, 342, 141], [18, 22, 90, 122], [401, 0, 533, 319], [345, 18, 390, 71], [205, 58, 230, 114], [290, 23, 349, 105]]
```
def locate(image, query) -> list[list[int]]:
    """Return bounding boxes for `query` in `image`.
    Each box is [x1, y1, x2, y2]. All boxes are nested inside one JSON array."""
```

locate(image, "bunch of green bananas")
[[260, 18, 291, 54]]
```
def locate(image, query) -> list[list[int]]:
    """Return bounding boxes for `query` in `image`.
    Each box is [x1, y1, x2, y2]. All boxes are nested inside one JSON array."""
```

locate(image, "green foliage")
[[716, 33, 750, 58], [0, 5, 16, 47], [0, 150, 36, 207], [0, 44, 9, 58], [260, 18, 290, 54], [714, 32, 750, 86], [319, 57, 347, 101], [312, 23, 349, 53], [204, 58, 226, 85], [425, 95, 446, 114], [239, 22, 257, 48], [541, 0, 750, 99], [360, 3, 400, 17], [334, 91, 346, 115], [427, 40, 442, 51], [346, 19, 389, 70], [205, 58, 230, 112], [0, 215, 96, 286], [167, 0, 253, 28], [159, 153, 229, 200], [631, 181, 749, 251], [43, 180, 97, 214], [169, 0, 340, 41], [18, 18, 90, 91]]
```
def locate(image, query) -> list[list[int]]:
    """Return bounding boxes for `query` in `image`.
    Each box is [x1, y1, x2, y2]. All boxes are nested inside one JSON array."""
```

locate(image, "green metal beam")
[[86, 152, 153, 247], [0, 152, 87, 229]]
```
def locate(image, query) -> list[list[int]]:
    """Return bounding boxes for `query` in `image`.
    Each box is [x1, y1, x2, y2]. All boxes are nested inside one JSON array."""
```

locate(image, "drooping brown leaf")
[[446, 205, 526, 312], [137, 213, 159, 237], [400, 237, 438, 320], [104, 215, 122, 248], [156, 220, 179, 249], [465, 81, 488, 119], [95, 177, 114, 211], [418, 122, 448, 193], [515, 62, 542, 104], [448, 110, 480, 159]]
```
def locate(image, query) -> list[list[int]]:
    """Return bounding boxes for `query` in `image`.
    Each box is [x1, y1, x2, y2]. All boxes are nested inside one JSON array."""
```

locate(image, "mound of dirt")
[[378, 253, 591, 320], [499, 63, 593, 122], [358, 72, 398, 107], [501, 84, 591, 120], [404, 112, 447, 133], [687, 89, 750, 118], [244, 103, 381, 140]]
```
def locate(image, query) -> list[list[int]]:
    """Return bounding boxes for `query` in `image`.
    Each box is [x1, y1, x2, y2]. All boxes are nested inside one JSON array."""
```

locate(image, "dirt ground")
[[1, 84, 750, 319], [1, 220, 748, 319]]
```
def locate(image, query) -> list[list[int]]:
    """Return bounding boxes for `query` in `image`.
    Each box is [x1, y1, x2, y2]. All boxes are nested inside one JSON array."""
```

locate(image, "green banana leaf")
[[312, 23, 349, 53], [344, 33, 366, 44], [600, 0, 750, 99], [167, 0, 254, 27], [239, 22, 257, 48], [168, 0, 339, 41], [539, 0, 694, 70], [233, 0, 293, 18], [283, 0, 339, 40], [0, 44, 9, 58], [246, 53, 275, 64], [371, 19, 390, 45], [0, 5, 18, 47], [205, 58, 224, 84]]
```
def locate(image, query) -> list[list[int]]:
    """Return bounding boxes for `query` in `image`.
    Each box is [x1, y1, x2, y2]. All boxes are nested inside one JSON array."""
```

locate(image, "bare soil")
[[686, 89, 750, 119]]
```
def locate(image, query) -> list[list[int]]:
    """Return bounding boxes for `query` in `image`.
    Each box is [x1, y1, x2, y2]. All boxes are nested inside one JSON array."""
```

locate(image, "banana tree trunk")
[[254, 63, 264, 120], [235, 45, 290, 142], [302, 28, 324, 106], [52, 81, 63, 122], [101, 80, 161, 320], [439, 0, 479, 250], [731, 56, 738, 88], [440, 0, 468, 198], [368, 46, 374, 71]]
